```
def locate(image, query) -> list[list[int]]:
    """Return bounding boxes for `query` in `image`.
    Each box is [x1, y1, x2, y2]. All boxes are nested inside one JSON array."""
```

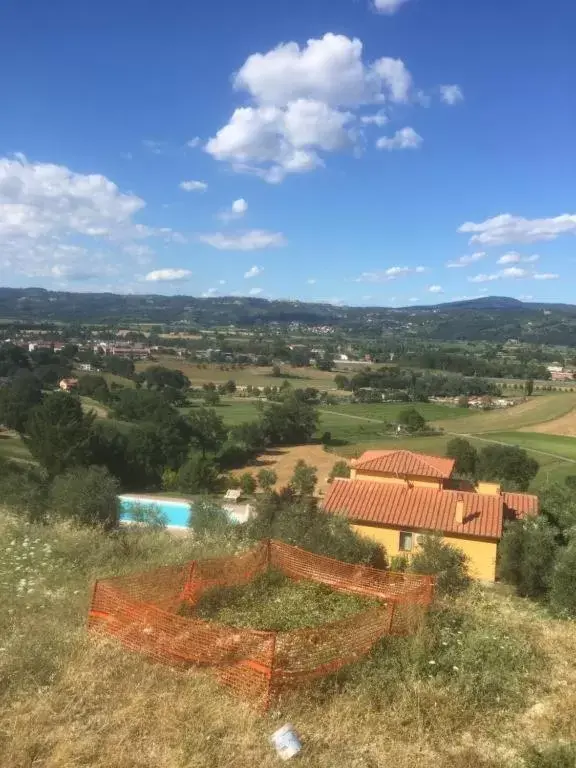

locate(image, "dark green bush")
[[550, 543, 576, 617], [189, 499, 231, 536], [50, 465, 119, 529], [410, 534, 471, 596], [499, 520, 558, 598]]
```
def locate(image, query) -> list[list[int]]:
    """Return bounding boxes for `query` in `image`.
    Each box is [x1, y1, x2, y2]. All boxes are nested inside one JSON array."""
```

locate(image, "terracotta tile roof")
[[502, 492, 539, 519], [352, 450, 455, 479], [323, 478, 504, 540]]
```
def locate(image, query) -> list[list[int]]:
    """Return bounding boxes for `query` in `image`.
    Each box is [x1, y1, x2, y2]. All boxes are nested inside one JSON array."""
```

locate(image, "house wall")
[[351, 469, 441, 489], [351, 523, 498, 582]]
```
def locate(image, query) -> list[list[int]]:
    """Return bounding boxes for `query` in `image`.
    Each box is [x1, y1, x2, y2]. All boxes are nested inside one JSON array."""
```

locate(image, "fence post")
[[263, 631, 277, 711], [387, 600, 397, 635]]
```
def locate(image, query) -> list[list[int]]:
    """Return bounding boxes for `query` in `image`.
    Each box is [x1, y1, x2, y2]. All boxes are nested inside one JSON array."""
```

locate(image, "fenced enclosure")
[[88, 540, 435, 708]]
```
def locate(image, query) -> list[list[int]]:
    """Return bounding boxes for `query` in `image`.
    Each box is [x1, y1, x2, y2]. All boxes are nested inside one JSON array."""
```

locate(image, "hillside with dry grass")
[[1, 511, 575, 768]]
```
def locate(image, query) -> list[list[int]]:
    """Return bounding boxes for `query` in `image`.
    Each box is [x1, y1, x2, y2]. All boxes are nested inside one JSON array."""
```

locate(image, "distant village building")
[[59, 378, 79, 391]]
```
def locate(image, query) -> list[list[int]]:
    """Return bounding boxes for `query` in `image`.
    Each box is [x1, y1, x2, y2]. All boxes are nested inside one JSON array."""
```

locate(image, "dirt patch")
[[520, 409, 576, 436], [233, 444, 346, 492]]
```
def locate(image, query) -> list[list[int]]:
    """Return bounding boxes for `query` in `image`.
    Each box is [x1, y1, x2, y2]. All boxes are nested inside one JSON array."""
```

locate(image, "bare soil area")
[[519, 408, 576, 436]]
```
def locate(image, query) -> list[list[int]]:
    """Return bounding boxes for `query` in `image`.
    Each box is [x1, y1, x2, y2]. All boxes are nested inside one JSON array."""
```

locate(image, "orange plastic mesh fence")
[[88, 539, 434, 708]]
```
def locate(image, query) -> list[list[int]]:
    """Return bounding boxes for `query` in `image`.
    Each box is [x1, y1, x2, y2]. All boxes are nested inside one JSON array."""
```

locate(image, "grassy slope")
[[1, 513, 575, 768]]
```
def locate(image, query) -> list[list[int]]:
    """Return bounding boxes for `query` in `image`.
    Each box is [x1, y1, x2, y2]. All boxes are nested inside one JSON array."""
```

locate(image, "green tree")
[[0, 374, 43, 433], [550, 543, 576, 617], [446, 437, 479, 477], [257, 468, 277, 491], [398, 407, 427, 433], [203, 389, 221, 406], [103, 356, 135, 378], [239, 472, 257, 495], [138, 365, 190, 392], [77, 374, 109, 400], [188, 407, 227, 457], [410, 534, 471, 596], [333, 373, 350, 390], [477, 445, 539, 491], [525, 378, 534, 396], [259, 394, 318, 445], [271, 365, 282, 378], [328, 460, 350, 482], [24, 392, 95, 477], [499, 520, 558, 598], [177, 454, 220, 493], [290, 459, 317, 496], [50, 465, 119, 528]]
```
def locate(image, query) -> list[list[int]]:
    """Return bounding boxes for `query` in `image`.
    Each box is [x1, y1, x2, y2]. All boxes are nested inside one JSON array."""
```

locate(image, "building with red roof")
[[323, 449, 538, 582]]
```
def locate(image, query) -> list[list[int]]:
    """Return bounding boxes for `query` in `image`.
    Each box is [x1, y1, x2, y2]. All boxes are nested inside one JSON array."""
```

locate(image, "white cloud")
[[372, 0, 411, 14], [244, 265, 263, 278], [142, 139, 166, 155], [249, 287, 263, 296], [307, 278, 317, 284], [219, 198, 249, 221], [533, 272, 559, 280], [428, 285, 444, 294], [469, 266, 554, 283], [186, 137, 201, 148], [218, 279, 227, 285], [376, 127, 422, 150], [497, 251, 540, 265], [199, 229, 286, 251], [440, 85, 464, 105], [497, 251, 521, 265], [0, 153, 166, 279], [179, 179, 207, 192], [446, 252, 485, 268], [206, 34, 427, 182], [144, 268, 192, 282], [356, 265, 425, 282], [201, 287, 218, 297], [360, 110, 388, 127], [459, 212, 576, 246]]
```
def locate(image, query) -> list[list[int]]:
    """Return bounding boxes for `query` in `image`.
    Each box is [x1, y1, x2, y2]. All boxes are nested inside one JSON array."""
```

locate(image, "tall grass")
[[1, 510, 575, 767]]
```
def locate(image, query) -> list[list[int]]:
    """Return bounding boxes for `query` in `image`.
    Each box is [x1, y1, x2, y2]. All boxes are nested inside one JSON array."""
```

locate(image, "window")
[[399, 531, 414, 552]]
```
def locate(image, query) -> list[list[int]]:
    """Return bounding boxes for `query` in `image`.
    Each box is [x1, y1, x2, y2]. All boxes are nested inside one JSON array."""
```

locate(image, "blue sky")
[[1, 0, 575, 305]]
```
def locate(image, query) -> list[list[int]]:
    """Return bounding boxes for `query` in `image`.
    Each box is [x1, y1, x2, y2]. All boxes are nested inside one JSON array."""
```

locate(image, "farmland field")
[[136, 357, 340, 390]]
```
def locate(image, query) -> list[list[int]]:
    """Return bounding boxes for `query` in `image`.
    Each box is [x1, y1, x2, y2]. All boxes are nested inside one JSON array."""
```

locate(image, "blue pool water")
[[119, 496, 193, 528]]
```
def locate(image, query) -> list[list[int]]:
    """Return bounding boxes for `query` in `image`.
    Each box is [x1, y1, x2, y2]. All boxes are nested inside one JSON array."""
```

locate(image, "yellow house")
[[323, 449, 539, 582]]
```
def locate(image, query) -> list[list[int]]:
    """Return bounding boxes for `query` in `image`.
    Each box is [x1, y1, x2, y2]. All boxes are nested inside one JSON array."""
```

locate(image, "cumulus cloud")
[[199, 229, 286, 251], [428, 285, 444, 294], [0, 153, 171, 279], [186, 137, 201, 148], [497, 251, 540, 265], [376, 127, 422, 150], [446, 252, 486, 268], [360, 110, 388, 127], [244, 265, 263, 278], [356, 265, 425, 282], [219, 198, 248, 221], [205, 34, 430, 182], [440, 85, 464, 105], [144, 268, 192, 282], [179, 179, 207, 192], [249, 287, 263, 295], [468, 266, 556, 283], [459, 212, 576, 246], [372, 0, 411, 14]]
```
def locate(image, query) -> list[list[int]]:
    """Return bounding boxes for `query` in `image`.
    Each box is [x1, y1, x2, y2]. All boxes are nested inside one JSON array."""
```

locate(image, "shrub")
[[499, 520, 558, 598], [398, 407, 427, 433], [238, 472, 257, 496], [290, 459, 317, 496], [524, 743, 576, 768], [446, 437, 478, 477], [328, 460, 350, 482], [243, 494, 386, 567], [390, 555, 409, 572], [410, 534, 471, 596], [257, 468, 277, 491], [550, 543, 576, 617], [49, 465, 120, 529], [189, 499, 231, 536], [177, 454, 220, 494], [127, 502, 167, 529]]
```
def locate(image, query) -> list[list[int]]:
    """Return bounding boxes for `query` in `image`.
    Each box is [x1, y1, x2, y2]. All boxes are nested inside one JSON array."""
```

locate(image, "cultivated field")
[[136, 357, 340, 390], [233, 444, 341, 491]]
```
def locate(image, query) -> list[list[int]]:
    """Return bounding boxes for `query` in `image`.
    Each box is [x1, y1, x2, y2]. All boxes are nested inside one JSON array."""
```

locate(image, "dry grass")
[[520, 408, 576, 436], [1, 512, 575, 767], [232, 444, 343, 491]]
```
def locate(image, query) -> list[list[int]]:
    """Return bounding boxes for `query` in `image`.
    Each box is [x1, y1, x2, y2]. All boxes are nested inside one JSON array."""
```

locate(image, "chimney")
[[455, 495, 465, 525]]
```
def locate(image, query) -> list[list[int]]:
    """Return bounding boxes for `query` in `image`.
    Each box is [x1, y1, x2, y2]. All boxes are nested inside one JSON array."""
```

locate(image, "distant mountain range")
[[1, 287, 575, 344]]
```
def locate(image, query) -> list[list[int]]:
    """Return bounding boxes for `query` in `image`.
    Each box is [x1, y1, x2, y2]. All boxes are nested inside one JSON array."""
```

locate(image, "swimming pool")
[[119, 496, 192, 528]]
